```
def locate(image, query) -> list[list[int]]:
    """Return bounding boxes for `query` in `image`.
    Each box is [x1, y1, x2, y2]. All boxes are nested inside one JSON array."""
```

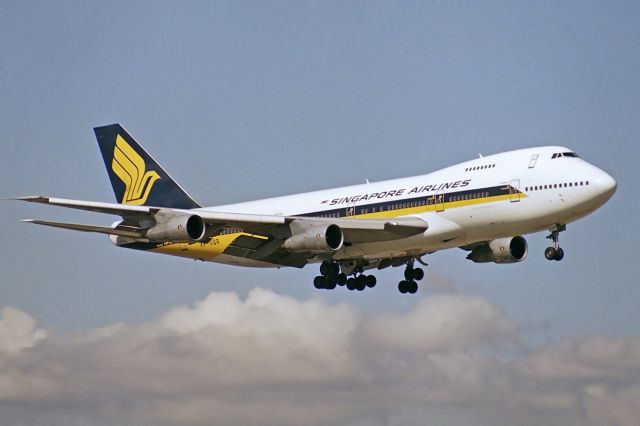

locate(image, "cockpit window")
[[552, 152, 580, 159]]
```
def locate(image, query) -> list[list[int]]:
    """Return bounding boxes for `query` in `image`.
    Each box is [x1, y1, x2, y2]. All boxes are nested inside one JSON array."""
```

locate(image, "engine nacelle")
[[466, 236, 528, 264], [145, 212, 206, 243], [283, 220, 344, 253]]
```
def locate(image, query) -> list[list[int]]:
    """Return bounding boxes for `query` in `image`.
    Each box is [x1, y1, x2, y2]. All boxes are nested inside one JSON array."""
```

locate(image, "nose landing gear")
[[544, 224, 566, 261]]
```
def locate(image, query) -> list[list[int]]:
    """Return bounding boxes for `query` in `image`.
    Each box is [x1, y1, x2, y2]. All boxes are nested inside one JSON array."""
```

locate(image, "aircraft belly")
[[207, 254, 278, 268]]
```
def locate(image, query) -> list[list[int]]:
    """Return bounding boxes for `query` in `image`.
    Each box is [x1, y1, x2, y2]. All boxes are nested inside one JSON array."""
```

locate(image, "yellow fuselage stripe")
[[144, 192, 527, 260]]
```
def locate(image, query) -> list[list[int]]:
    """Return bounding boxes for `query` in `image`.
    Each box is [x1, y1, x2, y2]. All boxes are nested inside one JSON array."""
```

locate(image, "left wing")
[[15, 195, 428, 247]]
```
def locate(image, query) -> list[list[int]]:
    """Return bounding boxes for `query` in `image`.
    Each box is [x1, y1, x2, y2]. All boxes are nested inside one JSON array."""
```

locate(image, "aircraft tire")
[[404, 268, 414, 281], [314, 276, 325, 289], [346, 277, 356, 290], [398, 280, 408, 293], [320, 261, 331, 276], [408, 280, 418, 294], [544, 247, 557, 260], [365, 275, 377, 288], [325, 275, 337, 290], [330, 263, 340, 275], [413, 268, 424, 281], [554, 247, 565, 261], [356, 275, 367, 291], [337, 273, 348, 286]]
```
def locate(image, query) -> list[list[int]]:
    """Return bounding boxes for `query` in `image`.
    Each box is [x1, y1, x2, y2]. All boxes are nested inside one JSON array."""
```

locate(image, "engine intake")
[[283, 220, 344, 253], [466, 236, 528, 264], [145, 211, 206, 243]]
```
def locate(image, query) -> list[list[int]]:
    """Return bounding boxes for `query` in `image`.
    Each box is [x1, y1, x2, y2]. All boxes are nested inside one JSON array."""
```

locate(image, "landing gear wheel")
[[554, 247, 564, 261], [320, 261, 339, 275], [324, 274, 337, 290], [320, 261, 331, 276], [330, 263, 339, 275], [355, 275, 367, 291], [413, 268, 424, 281], [313, 276, 325, 289], [365, 275, 377, 288], [346, 277, 356, 291], [398, 280, 417, 294], [404, 268, 414, 281], [404, 262, 425, 281], [544, 247, 557, 261], [337, 273, 347, 286]]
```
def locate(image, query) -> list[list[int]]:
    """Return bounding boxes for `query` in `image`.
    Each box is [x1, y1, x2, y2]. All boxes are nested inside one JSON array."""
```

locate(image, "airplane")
[[15, 124, 617, 294]]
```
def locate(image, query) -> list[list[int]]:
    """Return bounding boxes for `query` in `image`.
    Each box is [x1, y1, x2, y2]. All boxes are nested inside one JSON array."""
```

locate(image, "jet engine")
[[283, 220, 344, 253], [145, 211, 206, 243], [466, 236, 528, 264]]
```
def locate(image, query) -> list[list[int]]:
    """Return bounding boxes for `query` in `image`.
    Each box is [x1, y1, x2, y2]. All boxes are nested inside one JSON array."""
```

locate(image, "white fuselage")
[[197, 146, 616, 267]]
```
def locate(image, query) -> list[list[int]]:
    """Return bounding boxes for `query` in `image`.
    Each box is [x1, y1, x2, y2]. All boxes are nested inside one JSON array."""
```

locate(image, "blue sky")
[[1, 1, 639, 425]]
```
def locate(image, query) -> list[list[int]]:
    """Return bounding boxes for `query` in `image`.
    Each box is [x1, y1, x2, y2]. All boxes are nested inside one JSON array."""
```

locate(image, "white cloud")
[[0, 306, 46, 355], [0, 288, 638, 426], [364, 294, 517, 352]]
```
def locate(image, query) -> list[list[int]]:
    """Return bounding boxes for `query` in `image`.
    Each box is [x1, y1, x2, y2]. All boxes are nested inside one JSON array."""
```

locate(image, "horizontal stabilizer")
[[22, 219, 144, 238], [13, 196, 152, 215]]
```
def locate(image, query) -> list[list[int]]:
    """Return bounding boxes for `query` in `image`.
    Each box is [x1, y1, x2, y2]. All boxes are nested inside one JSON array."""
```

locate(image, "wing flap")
[[223, 235, 310, 268]]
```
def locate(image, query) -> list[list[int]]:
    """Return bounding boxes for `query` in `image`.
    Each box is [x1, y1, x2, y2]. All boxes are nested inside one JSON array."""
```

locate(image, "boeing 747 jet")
[[17, 124, 616, 294]]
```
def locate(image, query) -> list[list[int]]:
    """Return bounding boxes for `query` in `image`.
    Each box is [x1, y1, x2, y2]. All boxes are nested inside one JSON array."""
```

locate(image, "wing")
[[15, 196, 429, 267]]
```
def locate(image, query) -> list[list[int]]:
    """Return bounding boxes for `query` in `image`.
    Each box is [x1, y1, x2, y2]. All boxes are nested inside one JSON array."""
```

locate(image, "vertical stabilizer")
[[94, 124, 201, 209]]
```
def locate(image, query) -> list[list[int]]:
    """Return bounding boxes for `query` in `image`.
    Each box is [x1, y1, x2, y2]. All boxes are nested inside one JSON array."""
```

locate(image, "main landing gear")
[[398, 260, 425, 294], [313, 258, 427, 294], [544, 224, 566, 261], [314, 261, 376, 291]]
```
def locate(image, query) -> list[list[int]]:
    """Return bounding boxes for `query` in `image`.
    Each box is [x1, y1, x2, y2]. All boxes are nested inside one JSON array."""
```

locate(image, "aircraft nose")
[[593, 169, 617, 200]]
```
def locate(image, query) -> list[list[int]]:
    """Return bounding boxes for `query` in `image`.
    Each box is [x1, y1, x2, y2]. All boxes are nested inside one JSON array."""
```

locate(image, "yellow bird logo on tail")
[[112, 135, 161, 205]]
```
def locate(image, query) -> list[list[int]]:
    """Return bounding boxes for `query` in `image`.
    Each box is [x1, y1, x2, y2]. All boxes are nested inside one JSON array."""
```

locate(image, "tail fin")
[[94, 124, 201, 209]]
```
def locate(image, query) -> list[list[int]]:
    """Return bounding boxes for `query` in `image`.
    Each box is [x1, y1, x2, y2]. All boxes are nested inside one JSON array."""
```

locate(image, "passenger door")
[[510, 179, 521, 202]]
